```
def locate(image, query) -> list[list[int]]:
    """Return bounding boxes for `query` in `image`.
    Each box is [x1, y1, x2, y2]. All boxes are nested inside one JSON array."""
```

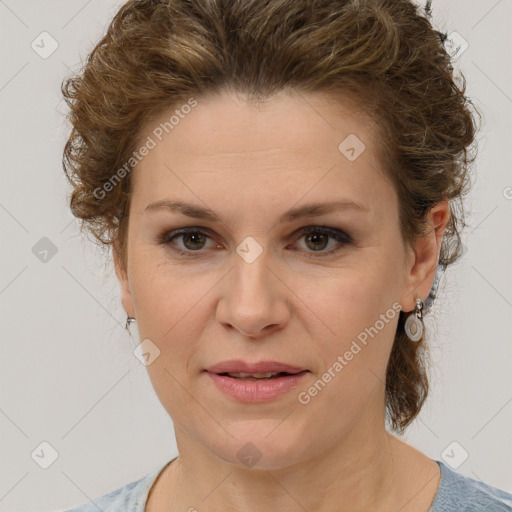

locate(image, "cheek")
[[129, 261, 213, 415], [293, 271, 400, 435], [129, 249, 215, 338], [299, 256, 402, 375], [128, 256, 228, 406]]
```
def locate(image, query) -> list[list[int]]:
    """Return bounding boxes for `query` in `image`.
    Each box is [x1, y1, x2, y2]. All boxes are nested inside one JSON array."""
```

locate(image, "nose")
[[215, 249, 290, 338]]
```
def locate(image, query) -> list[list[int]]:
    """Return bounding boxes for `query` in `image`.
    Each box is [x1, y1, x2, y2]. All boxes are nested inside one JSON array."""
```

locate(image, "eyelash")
[[157, 225, 352, 259]]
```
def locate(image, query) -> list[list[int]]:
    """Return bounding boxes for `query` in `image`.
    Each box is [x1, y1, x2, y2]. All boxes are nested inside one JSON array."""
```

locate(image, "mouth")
[[204, 368, 310, 403], [204, 359, 308, 375], [214, 371, 307, 381]]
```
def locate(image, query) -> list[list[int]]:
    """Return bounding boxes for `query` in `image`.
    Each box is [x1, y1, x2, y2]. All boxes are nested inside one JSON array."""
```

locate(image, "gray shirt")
[[63, 458, 512, 511]]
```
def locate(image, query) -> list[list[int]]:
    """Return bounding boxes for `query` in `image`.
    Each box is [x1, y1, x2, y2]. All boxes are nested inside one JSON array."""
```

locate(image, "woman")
[[60, 0, 512, 510]]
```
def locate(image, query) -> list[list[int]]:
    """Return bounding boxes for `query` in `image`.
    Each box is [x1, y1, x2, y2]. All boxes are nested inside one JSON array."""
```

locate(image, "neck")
[[147, 414, 435, 512]]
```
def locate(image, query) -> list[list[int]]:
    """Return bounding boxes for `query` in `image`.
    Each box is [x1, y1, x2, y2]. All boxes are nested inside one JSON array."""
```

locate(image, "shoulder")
[[61, 461, 172, 512], [430, 460, 512, 512]]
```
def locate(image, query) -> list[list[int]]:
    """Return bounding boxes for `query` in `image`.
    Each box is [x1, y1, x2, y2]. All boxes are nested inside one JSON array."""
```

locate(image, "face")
[[114, 89, 444, 470]]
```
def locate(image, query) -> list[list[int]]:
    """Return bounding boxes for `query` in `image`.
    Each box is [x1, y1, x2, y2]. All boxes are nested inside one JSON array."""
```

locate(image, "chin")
[[204, 419, 309, 471]]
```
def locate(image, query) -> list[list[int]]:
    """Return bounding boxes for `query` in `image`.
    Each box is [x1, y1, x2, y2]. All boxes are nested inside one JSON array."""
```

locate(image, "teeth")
[[226, 372, 281, 379]]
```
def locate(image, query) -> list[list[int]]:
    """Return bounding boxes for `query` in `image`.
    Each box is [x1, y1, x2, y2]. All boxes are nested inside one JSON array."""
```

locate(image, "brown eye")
[[179, 231, 208, 251], [158, 225, 352, 258], [293, 226, 352, 258], [159, 227, 217, 256], [304, 232, 330, 252]]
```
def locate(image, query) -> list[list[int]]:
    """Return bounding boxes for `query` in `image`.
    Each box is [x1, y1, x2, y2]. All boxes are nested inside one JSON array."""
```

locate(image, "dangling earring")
[[125, 315, 136, 331], [404, 297, 424, 342]]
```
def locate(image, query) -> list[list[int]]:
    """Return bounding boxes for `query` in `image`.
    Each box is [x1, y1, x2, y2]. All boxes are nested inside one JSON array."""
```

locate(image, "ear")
[[113, 245, 135, 319], [400, 200, 451, 312]]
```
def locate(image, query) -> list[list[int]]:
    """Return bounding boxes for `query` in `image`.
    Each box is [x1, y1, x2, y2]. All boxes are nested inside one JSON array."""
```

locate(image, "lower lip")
[[205, 371, 309, 403]]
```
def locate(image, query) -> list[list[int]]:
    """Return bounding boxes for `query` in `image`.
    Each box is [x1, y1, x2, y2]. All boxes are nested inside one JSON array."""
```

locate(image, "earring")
[[404, 297, 424, 342], [125, 315, 136, 331]]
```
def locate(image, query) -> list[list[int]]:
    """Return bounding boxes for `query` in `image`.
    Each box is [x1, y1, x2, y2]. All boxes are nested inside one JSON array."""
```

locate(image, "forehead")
[[130, 89, 395, 220]]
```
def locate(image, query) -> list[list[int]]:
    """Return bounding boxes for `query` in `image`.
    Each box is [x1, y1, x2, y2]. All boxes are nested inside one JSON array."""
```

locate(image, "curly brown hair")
[[61, 0, 480, 433]]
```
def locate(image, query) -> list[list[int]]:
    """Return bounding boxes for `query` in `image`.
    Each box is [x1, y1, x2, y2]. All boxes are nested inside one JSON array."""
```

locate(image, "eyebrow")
[[144, 199, 369, 224]]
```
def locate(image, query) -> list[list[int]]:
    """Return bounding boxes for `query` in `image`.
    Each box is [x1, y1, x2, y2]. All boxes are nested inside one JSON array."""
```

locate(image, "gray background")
[[0, 1, 511, 511]]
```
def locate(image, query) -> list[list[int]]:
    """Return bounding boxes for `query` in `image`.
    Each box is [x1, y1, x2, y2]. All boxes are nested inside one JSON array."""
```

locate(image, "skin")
[[113, 88, 449, 512]]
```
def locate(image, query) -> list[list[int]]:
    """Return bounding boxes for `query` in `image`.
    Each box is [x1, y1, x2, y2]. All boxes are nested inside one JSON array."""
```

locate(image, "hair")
[[61, 0, 480, 433]]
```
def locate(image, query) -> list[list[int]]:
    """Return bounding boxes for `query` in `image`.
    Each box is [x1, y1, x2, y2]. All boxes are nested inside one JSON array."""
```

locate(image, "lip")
[[205, 370, 309, 403], [205, 359, 307, 374]]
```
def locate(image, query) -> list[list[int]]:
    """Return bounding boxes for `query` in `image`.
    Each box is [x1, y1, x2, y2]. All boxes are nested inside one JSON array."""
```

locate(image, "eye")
[[157, 225, 352, 258], [158, 227, 217, 256], [290, 225, 352, 258]]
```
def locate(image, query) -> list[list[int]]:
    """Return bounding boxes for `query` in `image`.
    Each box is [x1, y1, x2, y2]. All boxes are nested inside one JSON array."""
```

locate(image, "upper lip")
[[205, 360, 308, 374]]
